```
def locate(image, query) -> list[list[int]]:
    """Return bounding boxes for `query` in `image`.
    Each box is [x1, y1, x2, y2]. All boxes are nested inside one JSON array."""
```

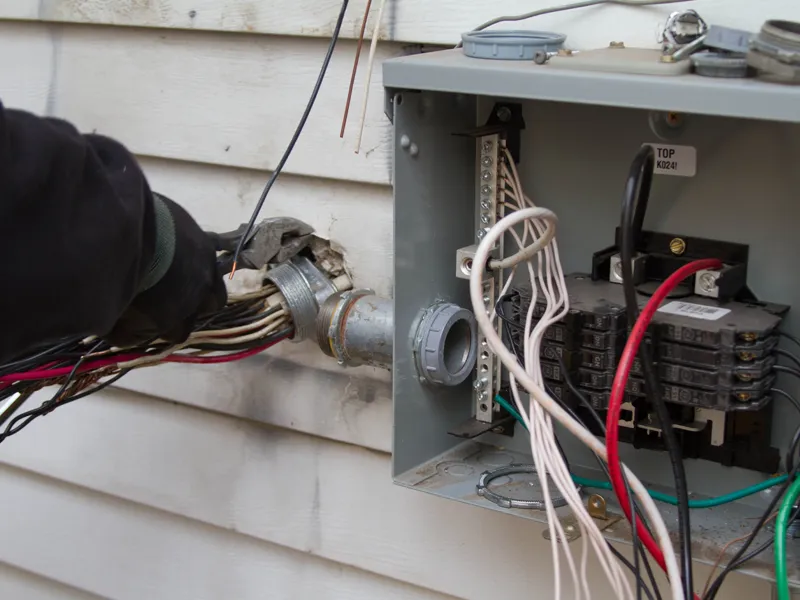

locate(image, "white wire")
[[354, 0, 387, 154], [191, 306, 287, 339], [469, 207, 684, 600], [500, 163, 631, 600], [504, 159, 633, 598], [189, 314, 288, 346]]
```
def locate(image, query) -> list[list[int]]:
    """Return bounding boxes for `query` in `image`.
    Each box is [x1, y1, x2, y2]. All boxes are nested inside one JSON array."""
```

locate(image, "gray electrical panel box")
[[385, 49, 800, 585]]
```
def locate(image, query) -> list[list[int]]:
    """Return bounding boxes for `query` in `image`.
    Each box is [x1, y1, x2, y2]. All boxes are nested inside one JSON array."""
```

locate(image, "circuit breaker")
[[385, 48, 800, 585]]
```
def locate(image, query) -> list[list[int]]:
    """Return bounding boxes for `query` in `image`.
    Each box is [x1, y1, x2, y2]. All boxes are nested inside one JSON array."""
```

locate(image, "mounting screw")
[[666, 112, 683, 128], [409, 143, 419, 157], [669, 238, 687, 256], [740, 332, 758, 343], [496, 106, 512, 123], [473, 378, 488, 390], [400, 134, 411, 149], [482, 140, 494, 152], [533, 50, 549, 65]]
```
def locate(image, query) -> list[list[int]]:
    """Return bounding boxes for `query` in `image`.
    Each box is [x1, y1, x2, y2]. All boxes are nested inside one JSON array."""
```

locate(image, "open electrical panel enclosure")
[[385, 49, 800, 584]]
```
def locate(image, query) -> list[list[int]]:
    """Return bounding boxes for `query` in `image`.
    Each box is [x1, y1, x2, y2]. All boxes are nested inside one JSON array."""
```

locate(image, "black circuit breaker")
[[506, 273, 789, 472]]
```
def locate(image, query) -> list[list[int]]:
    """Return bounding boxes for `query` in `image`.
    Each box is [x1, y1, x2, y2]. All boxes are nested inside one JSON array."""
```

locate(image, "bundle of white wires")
[[470, 148, 684, 600]]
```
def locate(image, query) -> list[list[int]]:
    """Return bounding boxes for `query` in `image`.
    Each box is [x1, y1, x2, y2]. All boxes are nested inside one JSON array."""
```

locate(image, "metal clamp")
[[476, 464, 576, 510]]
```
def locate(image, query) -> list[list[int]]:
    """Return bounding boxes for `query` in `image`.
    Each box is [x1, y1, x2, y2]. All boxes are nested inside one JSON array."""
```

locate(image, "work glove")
[[105, 192, 228, 348]]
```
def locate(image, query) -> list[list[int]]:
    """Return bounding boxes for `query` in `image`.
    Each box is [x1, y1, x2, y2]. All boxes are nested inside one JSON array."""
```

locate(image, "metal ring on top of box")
[[747, 20, 800, 83], [460, 30, 566, 61], [691, 52, 750, 78]]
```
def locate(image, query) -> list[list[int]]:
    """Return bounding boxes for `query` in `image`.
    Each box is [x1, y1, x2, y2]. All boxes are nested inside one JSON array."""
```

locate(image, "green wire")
[[495, 395, 788, 509], [775, 476, 800, 600], [573, 473, 789, 508]]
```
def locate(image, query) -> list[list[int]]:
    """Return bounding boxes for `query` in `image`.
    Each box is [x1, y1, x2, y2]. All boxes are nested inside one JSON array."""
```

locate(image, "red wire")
[[164, 340, 283, 364], [0, 354, 144, 383], [605, 259, 721, 599], [0, 337, 287, 382]]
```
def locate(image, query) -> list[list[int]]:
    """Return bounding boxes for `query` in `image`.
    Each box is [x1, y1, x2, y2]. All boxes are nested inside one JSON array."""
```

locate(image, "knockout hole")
[[443, 319, 472, 374]]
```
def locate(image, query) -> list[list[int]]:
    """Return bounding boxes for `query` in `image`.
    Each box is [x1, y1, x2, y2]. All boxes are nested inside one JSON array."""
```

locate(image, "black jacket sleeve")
[[0, 102, 156, 362]]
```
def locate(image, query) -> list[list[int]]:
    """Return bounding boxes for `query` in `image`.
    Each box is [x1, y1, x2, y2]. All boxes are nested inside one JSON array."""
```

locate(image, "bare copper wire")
[[340, 0, 373, 138]]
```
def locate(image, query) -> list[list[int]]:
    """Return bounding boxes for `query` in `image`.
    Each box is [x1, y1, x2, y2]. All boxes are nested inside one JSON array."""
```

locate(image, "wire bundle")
[[488, 148, 636, 600], [0, 278, 293, 443], [472, 159, 687, 599], [483, 143, 800, 599]]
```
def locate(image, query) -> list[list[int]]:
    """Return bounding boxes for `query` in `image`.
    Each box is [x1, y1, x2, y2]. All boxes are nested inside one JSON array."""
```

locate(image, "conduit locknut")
[[414, 303, 478, 387], [265, 256, 349, 342]]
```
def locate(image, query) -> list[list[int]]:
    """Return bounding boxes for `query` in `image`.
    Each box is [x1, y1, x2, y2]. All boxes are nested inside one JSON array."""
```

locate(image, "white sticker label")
[[658, 301, 731, 321], [646, 144, 697, 177]]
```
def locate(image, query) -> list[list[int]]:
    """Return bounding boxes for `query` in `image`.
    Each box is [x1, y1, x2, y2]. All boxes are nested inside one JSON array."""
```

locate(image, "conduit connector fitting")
[[265, 256, 351, 342], [316, 290, 394, 370], [413, 303, 477, 387]]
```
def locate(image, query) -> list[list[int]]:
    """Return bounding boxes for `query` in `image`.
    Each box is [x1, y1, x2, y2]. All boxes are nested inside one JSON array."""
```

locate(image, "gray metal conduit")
[[316, 291, 394, 369], [316, 290, 477, 385]]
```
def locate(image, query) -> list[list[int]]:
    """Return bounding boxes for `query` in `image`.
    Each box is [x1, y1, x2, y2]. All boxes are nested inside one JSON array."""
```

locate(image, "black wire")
[[0, 389, 35, 428], [723, 503, 800, 572], [771, 388, 800, 417], [769, 388, 800, 473], [187, 326, 294, 352], [704, 430, 800, 600], [608, 544, 657, 600], [230, 0, 351, 269], [529, 383, 660, 600], [620, 145, 694, 599], [0, 336, 84, 377], [775, 348, 800, 371], [497, 290, 656, 598], [554, 355, 658, 600], [56, 369, 130, 403], [779, 330, 800, 351], [773, 364, 800, 380], [0, 341, 104, 443], [204, 304, 282, 331], [495, 293, 525, 364], [0, 369, 130, 443]]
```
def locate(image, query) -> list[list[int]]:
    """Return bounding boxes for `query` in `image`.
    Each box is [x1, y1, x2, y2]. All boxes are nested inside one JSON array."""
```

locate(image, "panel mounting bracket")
[[454, 102, 526, 163]]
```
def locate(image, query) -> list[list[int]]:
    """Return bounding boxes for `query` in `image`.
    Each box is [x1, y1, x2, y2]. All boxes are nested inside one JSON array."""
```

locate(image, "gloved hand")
[[210, 216, 315, 274], [105, 192, 228, 348]]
